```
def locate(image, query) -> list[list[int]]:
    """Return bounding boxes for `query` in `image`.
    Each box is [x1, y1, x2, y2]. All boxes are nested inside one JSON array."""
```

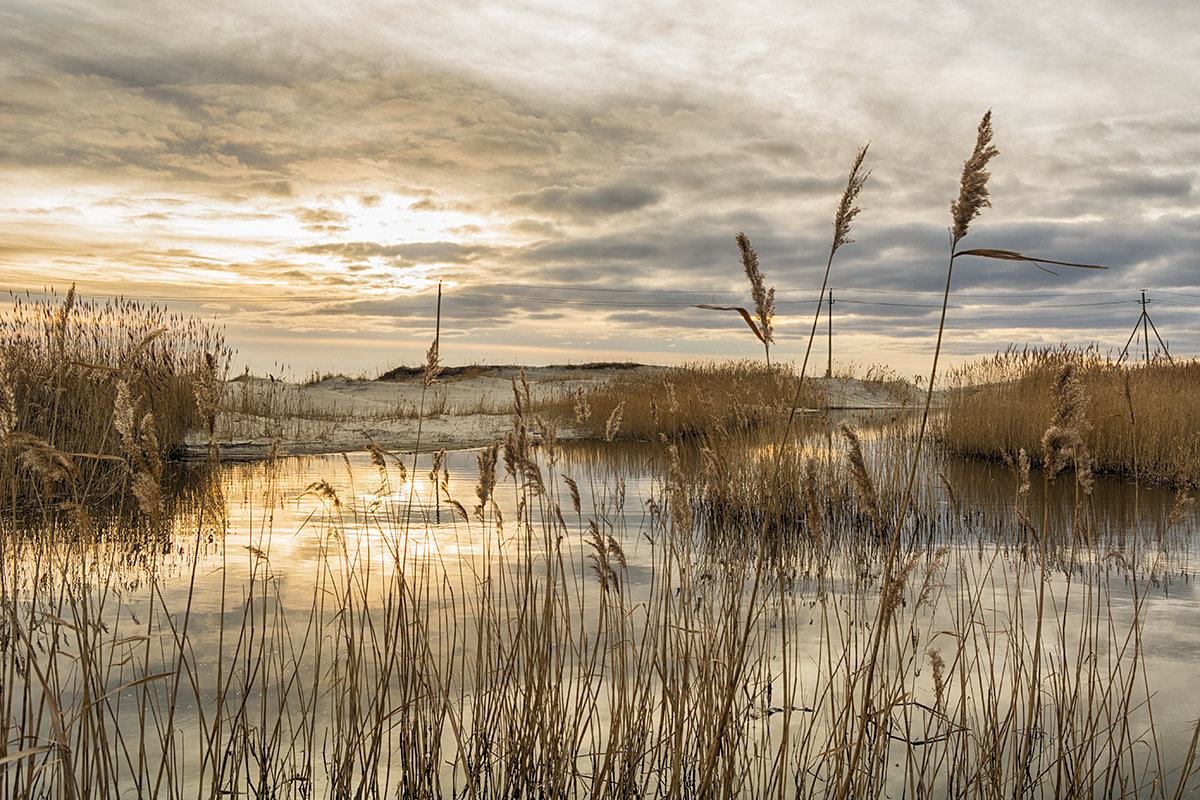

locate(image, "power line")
[[831, 286, 1132, 300]]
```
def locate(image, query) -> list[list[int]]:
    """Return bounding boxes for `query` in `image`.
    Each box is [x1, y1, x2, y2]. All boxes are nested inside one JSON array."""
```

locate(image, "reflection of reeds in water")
[[5, 402, 1193, 797]]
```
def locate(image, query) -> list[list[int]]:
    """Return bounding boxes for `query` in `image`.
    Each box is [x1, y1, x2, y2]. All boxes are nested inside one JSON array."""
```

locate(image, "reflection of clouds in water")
[[123, 443, 1200, 773], [14, 429, 1200, 794]]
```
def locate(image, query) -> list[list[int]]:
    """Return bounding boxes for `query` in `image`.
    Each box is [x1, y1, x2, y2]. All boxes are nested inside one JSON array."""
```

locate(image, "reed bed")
[[537, 361, 822, 441], [0, 287, 228, 509], [2, 392, 1194, 798], [938, 346, 1200, 487]]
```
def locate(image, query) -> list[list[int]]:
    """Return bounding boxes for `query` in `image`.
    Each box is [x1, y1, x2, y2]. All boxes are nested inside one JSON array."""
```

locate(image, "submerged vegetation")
[[3, 112, 1200, 798]]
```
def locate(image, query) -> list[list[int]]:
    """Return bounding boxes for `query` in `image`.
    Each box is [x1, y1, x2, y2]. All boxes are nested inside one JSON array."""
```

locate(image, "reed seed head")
[[832, 143, 871, 256], [839, 420, 881, 531], [131, 471, 163, 522], [882, 551, 922, 619], [666, 443, 692, 534], [0, 362, 15, 438], [423, 339, 442, 387], [1168, 487, 1194, 527], [928, 647, 947, 712], [429, 448, 445, 484], [736, 232, 775, 345], [302, 479, 341, 508], [113, 380, 136, 447], [475, 442, 499, 516], [16, 435, 75, 487], [605, 401, 625, 442], [366, 442, 388, 471], [950, 110, 999, 246], [563, 474, 581, 516], [52, 283, 77, 359], [802, 456, 824, 550], [574, 384, 591, 424], [1041, 362, 1093, 492]]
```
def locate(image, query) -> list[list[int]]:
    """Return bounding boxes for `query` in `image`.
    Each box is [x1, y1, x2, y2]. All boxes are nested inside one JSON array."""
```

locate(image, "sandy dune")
[[185, 365, 915, 461]]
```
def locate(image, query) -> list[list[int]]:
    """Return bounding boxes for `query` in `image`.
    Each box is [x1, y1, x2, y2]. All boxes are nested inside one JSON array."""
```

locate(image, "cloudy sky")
[[2, 0, 1198, 378]]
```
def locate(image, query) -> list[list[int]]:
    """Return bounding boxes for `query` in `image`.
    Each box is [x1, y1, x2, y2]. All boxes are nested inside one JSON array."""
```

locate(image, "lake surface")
[[6, 415, 1200, 798]]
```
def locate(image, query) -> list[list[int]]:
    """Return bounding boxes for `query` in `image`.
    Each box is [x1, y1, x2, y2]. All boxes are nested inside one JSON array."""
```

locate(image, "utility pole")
[[1142, 290, 1149, 364], [825, 289, 834, 379], [1117, 289, 1173, 365], [435, 280, 442, 353]]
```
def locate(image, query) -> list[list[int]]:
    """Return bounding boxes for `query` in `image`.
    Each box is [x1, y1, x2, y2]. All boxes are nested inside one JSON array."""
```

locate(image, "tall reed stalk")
[[695, 143, 871, 798]]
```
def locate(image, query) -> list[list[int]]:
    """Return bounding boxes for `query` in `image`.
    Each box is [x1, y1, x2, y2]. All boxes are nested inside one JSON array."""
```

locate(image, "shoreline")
[[184, 366, 917, 462]]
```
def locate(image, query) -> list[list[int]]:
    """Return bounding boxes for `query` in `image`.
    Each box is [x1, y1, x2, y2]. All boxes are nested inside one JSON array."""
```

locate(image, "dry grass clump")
[[688, 418, 930, 564], [0, 287, 229, 506], [538, 361, 822, 440], [939, 346, 1200, 486]]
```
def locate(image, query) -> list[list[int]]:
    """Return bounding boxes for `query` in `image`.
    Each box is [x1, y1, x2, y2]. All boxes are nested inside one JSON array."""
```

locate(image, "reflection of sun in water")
[[393, 476, 427, 505]]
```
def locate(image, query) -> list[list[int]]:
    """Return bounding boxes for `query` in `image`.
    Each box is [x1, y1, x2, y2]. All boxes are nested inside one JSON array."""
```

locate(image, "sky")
[[2, 0, 1198, 380]]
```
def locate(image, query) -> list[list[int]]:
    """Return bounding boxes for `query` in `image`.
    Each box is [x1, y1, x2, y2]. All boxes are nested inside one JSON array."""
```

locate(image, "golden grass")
[[535, 361, 823, 441], [938, 346, 1200, 487], [0, 287, 228, 507]]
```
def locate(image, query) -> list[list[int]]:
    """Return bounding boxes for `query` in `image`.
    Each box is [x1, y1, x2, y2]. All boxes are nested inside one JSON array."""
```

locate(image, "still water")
[[7, 418, 1200, 798]]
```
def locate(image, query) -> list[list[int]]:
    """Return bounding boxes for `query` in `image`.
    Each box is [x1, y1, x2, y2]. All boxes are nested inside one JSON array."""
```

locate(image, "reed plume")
[[474, 442, 499, 521], [423, 340, 442, 387], [604, 400, 625, 442], [951, 110, 998, 246], [839, 420, 882, 533], [1041, 362, 1094, 492], [574, 384, 591, 424], [832, 143, 871, 257], [737, 232, 775, 360]]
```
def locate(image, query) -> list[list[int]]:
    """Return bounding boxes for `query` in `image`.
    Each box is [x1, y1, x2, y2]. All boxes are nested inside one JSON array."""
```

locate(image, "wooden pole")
[[825, 289, 834, 378], [435, 281, 442, 352]]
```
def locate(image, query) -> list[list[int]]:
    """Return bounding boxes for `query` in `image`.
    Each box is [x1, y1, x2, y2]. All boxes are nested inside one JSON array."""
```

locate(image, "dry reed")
[[940, 346, 1200, 487]]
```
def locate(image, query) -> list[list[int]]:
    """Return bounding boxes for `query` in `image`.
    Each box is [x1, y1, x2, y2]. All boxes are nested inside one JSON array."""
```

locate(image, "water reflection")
[[5, 418, 1200, 797]]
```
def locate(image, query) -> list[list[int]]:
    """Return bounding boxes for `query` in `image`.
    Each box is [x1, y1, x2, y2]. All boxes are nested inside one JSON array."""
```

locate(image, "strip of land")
[[188, 364, 915, 460]]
